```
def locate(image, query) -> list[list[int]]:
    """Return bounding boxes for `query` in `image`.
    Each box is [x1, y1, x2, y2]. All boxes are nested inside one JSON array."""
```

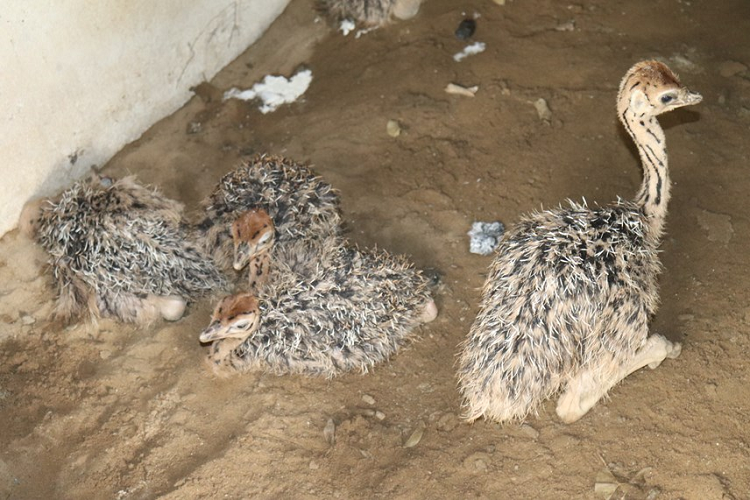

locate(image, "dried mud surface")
[[2, 0, 750, 498]]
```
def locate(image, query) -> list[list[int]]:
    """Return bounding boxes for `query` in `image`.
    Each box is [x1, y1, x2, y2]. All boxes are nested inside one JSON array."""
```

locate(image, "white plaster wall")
[[1, 0, 291, 237]]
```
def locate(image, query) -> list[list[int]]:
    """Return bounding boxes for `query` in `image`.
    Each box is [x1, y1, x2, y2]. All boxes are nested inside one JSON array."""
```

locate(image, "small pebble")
[[645, 488, 661, 500], [20, 314, 36, 325], [555, 19, 576, 32], [436, 412, 459, 432], [519, 424, 539, 439], [718, 60, 747, 78], [403, 421, 425, 448], [324, 418, 336, 445], [455, 19, 476, 40], [361, 394, 376, 405], [374, 411, 386, 421], [445, 83, 479, 97], [670, 55, 699, 73], [463, 452, 492, 472], [309, 460, 320, 470], [386, 120, 401, 137], [704, 382, 718, 397], [100, 350, 112, 360], [534, 98, 552, 121]]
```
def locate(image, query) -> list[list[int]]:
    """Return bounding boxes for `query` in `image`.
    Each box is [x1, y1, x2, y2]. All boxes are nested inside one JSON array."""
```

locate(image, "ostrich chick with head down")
[[458, 61, 702, 424], [198, 155, 342, 289], [24, 175, 226, 324]]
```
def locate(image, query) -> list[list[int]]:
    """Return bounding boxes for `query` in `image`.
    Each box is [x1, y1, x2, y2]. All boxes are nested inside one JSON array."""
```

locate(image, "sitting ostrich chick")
[[320, 0, 423, 27], [28, 175, 226, 324], [458, 61, 702, 424], [199, 236, 438, 377], [198, 155, 342, 275]]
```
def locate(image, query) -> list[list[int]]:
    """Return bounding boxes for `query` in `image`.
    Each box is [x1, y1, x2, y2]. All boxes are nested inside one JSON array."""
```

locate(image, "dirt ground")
[[2, 0, 750, 498]]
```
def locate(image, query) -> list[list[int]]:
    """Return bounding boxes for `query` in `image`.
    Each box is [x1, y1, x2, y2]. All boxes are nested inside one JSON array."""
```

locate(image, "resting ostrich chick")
[[30, 175, 226, 324], [320, 0, 422, 27], [200, 236, 438, 377], [458, 61, 702, 424], [198, 155, 342, 277]]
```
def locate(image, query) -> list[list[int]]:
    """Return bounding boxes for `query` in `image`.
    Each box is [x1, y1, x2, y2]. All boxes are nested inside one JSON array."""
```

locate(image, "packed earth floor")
[[1, 0, 749, 498]]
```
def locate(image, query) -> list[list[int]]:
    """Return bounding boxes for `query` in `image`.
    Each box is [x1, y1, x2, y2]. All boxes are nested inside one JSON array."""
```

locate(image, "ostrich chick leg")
[[556, 334, 682, 423]]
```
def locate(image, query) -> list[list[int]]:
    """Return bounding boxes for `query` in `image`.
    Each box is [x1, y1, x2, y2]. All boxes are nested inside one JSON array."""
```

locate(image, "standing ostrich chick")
[[458, 61, 702, 424]]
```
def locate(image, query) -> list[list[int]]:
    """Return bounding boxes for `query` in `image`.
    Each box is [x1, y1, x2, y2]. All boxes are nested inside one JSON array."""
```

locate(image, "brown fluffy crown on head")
[[625, 60, 681, 87], [200, 292, 261, 343], [216, 292, 258, 320], [231, 209, 273, 243], [617, 60, 701, 120]]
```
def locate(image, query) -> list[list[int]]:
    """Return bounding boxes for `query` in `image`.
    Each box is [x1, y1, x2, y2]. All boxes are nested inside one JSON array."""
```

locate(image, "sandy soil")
[[2, 0, 750, 498]]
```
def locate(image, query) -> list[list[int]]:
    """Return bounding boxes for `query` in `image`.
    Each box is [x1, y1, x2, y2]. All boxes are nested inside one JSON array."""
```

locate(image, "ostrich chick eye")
[[233, 321, 251, 330], [660, 94, 674, 104]]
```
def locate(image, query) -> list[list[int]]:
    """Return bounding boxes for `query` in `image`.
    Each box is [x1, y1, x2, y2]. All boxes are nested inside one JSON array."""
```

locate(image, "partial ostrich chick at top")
[[24, 176, 225, 324], [320, 0, 422, 27], [200, 233, 438, 378], [458, 61, 702, 424], [198, 155, 342, 288]]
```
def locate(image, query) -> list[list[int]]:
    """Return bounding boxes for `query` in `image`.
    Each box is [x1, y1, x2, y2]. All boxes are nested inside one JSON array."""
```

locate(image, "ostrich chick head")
[[618, 60, 702, 119], [200, 292, 261, 342], [231, 208, 275, 271]]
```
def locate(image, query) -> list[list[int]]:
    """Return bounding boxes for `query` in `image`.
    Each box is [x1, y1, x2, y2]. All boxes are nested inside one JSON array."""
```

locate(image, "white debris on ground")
[[445, 83, 479, 97], [339, 19, 355, 35], [223, 69, 313, 114], [355, 26, 379, 38], [468, 221, 505, 255], [336, 19, 377, 38], [534, 97, 552, 121], [453, 42, 486, 62]]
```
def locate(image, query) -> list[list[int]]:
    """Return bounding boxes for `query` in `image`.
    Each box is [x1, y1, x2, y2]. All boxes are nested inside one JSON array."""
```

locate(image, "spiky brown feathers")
[[202, 236, 436, 377], [199, 155, 342, 272], [458, 201, 660, 422], [458, 61, 700, 424]]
